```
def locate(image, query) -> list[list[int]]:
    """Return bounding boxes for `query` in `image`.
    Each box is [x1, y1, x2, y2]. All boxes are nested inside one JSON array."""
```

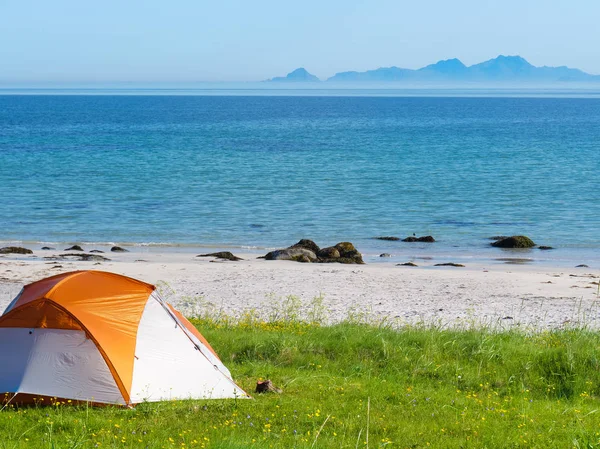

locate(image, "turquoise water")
[[1, 92, 599, 264]]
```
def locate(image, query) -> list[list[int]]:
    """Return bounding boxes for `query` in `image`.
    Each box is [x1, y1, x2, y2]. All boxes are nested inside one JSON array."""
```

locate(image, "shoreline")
[[1, 238, 597, 269], [1, 245, 598, 330]]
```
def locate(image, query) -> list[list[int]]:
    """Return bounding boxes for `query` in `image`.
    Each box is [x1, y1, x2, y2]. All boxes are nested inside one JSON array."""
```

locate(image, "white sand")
[[0, 248, 598, 330]]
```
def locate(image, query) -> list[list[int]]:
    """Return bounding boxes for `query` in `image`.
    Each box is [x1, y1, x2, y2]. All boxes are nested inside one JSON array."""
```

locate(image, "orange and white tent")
[[0, 270, 247, 405]]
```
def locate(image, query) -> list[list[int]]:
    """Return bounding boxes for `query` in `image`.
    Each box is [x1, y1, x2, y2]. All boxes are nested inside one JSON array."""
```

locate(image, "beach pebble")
[[111, 246, 129, 252], [197, 251, 243, 261], [0, 247, 33, 254], [64, 245, 84, 251]]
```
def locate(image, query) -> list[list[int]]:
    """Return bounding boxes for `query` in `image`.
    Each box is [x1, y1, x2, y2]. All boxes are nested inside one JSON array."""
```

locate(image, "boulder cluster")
[[264, 239, 364, 264]]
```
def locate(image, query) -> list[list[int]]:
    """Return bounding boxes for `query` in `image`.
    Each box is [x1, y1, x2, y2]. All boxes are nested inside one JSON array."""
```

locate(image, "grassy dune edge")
[[1, 307, 600, 448]]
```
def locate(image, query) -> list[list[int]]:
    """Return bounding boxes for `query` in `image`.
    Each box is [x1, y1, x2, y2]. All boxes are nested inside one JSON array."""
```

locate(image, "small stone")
[[375, 236, 400, 241], [402, 236, 435, 243], [576, 264, 589, 268], [60, 253, 110, 261], [64, 245, 84, 251], [397, 262, 418, 267], [380, 253, 392, 258], [538, 246, 554, 250], [89, 249, 105, 253], [197, 251, 243, 261], [110, 246, 129, 252], [434, 263, 465, 267], [0, 246, 33, 254], [41, 246, 55, 250]]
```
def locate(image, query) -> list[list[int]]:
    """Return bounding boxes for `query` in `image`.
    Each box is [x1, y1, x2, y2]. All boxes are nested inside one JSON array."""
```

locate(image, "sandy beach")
[[1, 247, 598, 330]]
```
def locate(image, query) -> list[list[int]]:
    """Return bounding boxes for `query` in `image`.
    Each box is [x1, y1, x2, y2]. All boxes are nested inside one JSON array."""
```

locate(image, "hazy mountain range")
[[266, 56, 600, 83]]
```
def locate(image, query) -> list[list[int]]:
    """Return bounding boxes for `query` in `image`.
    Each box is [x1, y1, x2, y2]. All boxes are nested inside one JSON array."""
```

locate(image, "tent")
[[0, 270, 247, 406]]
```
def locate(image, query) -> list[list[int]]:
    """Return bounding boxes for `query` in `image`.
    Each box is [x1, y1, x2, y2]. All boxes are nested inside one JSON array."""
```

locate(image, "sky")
[[1, 0, 599, 84]]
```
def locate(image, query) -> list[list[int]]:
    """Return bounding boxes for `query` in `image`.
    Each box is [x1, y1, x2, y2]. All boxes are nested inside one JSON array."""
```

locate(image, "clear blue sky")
[[1, 0, 598, 83]]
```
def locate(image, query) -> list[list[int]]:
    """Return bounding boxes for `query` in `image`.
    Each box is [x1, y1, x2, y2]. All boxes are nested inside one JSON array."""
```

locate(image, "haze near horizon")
[[1, 0, 599, 84]]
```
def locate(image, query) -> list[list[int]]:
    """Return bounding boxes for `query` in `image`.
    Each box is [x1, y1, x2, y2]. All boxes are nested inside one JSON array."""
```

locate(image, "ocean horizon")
[[1, 90, 599, 267]]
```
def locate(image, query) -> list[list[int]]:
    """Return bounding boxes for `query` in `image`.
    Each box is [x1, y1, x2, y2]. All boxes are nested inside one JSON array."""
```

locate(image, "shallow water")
[[1, 92, 599, 265]]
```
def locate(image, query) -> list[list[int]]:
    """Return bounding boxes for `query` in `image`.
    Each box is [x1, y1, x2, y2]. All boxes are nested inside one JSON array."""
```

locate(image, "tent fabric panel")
[[8, 271, 80, 312], [0, 328, 124, 405], [0, 328, 35, 393], [166, 304, 221, 360], [0, 301, 82, 330], [164, 301, 232, 379], [66, 291, 152, 401], [130, 297, 247, 403], [2, 288, 23, 315]]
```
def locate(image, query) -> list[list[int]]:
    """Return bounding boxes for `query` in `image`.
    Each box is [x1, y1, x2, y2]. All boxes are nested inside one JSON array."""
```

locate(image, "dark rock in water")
[[0, 246, 33, 254], [111, 246, 129, 252], [59, 253, 110, 262], [64, 245, 84, 251], [491, 236, 536, 248], [398, 262, 418, 267], [290, 239, 320, 254], [198, 251, 243, 261], [576, 264, 589, 268], [538, 246, 554, 250], [375, 236, 400, 241], [488, 236, 509, 241], [317, 247, 340, 259], [90, 249, 105, 253], [380, 253, 392, 258], [265, 248, 317, 262], [41, 246, 55, 250], [403, 235, 436, 243], [434, 262, 465, 267]]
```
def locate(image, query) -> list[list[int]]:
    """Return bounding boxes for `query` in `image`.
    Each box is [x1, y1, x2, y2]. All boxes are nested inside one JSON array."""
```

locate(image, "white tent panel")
[[130, 297, 245, 403], [149, 292, 232, 379], [0, 328, 124, 404]]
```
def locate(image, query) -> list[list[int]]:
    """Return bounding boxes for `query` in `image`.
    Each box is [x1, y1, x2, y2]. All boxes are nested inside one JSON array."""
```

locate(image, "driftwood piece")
[[255, 380, 282, 394]]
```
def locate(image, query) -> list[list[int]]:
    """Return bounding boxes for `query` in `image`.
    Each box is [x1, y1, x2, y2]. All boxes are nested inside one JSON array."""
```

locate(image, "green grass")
[[1, 315, 600, 448]]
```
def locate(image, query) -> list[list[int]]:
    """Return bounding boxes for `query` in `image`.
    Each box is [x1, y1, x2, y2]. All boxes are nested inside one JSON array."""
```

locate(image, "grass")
[[1, 297, 600, 448]]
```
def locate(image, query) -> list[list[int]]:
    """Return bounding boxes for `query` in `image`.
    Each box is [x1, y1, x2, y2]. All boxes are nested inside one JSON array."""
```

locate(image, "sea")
[[1, 88, 599, 266]]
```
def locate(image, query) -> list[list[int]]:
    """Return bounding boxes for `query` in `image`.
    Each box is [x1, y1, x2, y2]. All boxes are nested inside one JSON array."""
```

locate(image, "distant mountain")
[[326, 55, 599, 83], [266, 68, 320, 82]]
